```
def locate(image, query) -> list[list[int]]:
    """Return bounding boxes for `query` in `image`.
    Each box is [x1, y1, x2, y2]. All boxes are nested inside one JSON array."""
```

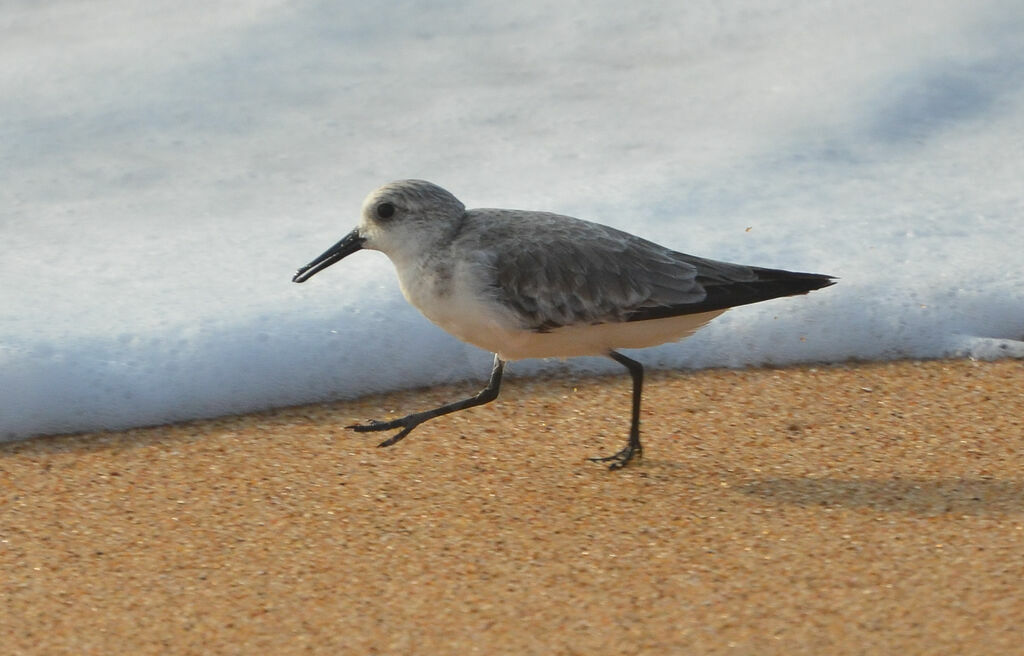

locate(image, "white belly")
[[482, 310, 726, 360], [410, 287, 724, 361], [394, 255, 725, 361]]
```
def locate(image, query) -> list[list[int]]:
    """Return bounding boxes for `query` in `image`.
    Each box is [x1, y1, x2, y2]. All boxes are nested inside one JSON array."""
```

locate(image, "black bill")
[[292, 228, 365, 283]]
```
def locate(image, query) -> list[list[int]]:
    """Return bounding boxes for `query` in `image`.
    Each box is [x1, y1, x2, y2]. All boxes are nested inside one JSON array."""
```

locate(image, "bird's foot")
[[347, 417, 420, 448], [588, 441, 643, 470]]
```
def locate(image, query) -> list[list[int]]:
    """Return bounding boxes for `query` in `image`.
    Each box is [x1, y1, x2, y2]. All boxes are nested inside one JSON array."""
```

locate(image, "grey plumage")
[[453, 209, 833, 332]]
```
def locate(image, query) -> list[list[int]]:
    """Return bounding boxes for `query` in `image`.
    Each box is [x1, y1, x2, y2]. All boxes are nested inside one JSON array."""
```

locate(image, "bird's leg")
[[589, 350, 644, 470], [349, 354, 505, 448]]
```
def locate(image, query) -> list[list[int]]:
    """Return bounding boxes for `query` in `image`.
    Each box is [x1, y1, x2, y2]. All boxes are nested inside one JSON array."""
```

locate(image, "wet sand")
[[2, 358, 1023, 655]]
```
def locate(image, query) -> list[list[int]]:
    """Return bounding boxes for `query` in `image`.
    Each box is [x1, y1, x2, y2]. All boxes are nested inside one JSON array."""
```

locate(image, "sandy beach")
[[2, 358, 1023, 655]]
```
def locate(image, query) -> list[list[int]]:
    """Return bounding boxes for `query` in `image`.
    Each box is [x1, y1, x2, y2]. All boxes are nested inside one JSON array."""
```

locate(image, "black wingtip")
[[714, 266, 837, 305], [771, 270, 837, 294], [626, 268, 836, 322]]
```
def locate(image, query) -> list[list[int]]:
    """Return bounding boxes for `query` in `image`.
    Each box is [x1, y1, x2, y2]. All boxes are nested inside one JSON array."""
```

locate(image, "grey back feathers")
[[454, 209, 834, 332]]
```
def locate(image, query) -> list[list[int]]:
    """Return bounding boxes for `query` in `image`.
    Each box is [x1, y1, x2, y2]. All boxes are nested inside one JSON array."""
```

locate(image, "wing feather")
[[459, 209, 834, 332]]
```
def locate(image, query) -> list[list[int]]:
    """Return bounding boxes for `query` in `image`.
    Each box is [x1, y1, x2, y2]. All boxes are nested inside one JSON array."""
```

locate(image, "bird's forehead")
[[362, 180, 465, 216]]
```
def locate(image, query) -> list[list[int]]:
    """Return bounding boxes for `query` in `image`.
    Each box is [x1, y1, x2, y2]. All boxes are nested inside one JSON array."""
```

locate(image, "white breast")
[[393, 253, 514, 347]]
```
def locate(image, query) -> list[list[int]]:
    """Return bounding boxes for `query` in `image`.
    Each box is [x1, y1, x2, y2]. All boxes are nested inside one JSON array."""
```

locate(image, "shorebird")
[[294, 180, 834, 469]]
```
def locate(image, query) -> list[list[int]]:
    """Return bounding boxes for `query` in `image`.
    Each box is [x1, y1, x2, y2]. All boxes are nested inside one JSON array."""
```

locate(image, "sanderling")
[[294, 179, 835, 469]]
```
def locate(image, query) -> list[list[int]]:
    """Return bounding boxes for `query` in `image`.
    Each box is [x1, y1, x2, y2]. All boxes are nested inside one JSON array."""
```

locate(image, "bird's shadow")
[[737, 476, 1024, 515]]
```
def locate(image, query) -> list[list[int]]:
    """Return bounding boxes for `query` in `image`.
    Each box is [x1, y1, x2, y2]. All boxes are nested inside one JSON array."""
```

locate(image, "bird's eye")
[[376, 202, 396, 219]]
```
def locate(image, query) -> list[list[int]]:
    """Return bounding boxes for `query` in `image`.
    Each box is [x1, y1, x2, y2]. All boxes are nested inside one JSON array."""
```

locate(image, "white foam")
[[3, 0, 1023, 440]]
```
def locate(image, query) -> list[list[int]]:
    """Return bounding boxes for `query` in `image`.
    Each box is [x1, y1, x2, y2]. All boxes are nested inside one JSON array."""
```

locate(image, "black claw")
[[376, 426, 415, 448], [347, 419, 398, 432], [589, 444, 643, 470], [345, 418, 418, 447]]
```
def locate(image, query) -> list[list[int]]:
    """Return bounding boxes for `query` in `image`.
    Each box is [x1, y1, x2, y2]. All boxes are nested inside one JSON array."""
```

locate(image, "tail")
[[697, 266, 836, 312]]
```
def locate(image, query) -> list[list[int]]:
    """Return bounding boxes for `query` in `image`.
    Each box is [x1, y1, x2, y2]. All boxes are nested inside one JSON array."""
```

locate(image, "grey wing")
[[474, 212, 711, 331], [469, 210, 835, 332]]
